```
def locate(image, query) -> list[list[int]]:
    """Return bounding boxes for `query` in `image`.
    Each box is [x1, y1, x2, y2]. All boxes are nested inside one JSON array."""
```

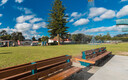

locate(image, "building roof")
[[53, 36, 63, 41]]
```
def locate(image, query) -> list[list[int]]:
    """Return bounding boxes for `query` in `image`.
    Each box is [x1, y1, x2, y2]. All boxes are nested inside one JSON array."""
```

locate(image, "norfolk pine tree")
[[47, 0, 68, 45]]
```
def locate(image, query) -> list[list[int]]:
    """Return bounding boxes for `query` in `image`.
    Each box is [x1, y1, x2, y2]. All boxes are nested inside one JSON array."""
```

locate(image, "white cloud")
[[15, 23, 32, 32], [120, 0, 128, 2], [0, 14, 3, 17], [13, 7, 47, 39], [89, 7, 107, 18], [15, 0, 24, 3], [73, 18, 89, 26], [100, 10, 116, 19], [93, 10, 116, 21], [33, 22, 47, 30], [85, 25, 117, 33], [16, 15, 35, 23], [29, 18, 43, 23], [93, 17, 102, 21], [71, 12, 86, 19], [117, 5, 128, 18], [69, 19, 74, 22], [0, 26, 42, 39], [17, 7, 32, 14], [0, 23, 2, 25], [0, 27, 17, 34], [71, 12, 82, 18], [14, 14, 47, 39], [72, 25, 128, 34], [22, 30, 41, 39], [0, 0, 8, 6]]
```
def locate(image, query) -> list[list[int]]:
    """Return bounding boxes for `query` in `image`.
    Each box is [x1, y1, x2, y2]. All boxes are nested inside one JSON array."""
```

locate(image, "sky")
[[0, 0, 128, 39]]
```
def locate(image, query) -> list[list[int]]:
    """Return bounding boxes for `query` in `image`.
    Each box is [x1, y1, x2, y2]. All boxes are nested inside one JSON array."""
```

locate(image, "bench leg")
[[31, 62, 37, 75], [80, 52, 91, 67], [79, 61, 91, 67]]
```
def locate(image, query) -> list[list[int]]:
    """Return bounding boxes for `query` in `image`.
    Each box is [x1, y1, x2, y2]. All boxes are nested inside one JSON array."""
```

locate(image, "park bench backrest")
[[101, 47, 107, 53], [82, 47, 107, 60], [0, 55, 72, 80], [94, 48, 101, 56], [83, 50, 93, 59]]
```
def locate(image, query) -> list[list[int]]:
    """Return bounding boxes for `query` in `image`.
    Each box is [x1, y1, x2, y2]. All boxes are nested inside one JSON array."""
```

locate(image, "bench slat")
[[89, 51, 111, 62], [46, 67, 82, 80]]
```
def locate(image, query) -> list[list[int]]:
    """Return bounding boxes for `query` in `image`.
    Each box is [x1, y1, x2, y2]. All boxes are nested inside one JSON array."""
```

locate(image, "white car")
[[31, 43, 38, 46]]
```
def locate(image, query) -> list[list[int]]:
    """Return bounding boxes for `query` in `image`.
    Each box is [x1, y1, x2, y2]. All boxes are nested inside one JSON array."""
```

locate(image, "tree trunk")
[[57, 34, 60, 45]]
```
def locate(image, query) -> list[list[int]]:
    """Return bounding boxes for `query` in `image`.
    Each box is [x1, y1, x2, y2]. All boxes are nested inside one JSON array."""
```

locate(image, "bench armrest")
[[75, 58, 95, 64]]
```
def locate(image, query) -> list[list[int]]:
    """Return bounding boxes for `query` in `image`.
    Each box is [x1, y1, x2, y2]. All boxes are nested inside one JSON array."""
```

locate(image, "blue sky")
[[0, 0, 128, 39]]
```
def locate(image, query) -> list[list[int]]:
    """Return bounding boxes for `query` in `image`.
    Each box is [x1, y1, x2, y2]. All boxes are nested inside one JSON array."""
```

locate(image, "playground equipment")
[[116, 19, 128, 32], [90, 36, 96, 44], [89, 36, 101, 45]]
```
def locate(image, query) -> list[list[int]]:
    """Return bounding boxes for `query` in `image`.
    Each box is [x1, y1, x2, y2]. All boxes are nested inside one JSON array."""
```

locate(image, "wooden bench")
[[75, 47, 112, 67], [0, 55, 82, 80]]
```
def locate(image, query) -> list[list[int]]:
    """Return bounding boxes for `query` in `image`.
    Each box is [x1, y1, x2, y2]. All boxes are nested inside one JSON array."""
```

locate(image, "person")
[[13, 42, 15, 47]]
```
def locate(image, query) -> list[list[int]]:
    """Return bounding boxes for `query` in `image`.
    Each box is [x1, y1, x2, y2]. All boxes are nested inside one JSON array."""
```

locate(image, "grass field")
[[0, 43, 128, 68]]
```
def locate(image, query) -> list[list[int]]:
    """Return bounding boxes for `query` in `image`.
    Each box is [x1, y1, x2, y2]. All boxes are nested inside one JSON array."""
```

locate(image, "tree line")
[[0, 30, 25, 41], [71, 33, 128, 43], [94, 33, 128, 42], [0, 30, 50, 42]]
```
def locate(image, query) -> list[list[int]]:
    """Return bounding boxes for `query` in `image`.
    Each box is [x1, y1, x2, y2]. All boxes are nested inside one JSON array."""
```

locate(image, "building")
[[48, 36, 73, 45], [18, 39, 32, 46], [18, 40, 39, 46], [0, 39, 13, 47]]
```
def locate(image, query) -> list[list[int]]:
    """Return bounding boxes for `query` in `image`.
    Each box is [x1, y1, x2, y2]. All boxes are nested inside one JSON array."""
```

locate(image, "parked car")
[[31, 43, 38, 46]]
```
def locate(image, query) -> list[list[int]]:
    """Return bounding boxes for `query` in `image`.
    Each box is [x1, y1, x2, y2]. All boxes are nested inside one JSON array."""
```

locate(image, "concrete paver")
[[89, 55, 128, 80]]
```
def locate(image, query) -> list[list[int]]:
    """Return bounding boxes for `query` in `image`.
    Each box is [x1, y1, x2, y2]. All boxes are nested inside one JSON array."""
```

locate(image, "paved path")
[[89, 55, 128, 80]]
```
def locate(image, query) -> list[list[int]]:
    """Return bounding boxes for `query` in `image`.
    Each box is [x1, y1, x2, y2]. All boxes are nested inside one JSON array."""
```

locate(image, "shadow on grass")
[[0, 52, 12, 54]]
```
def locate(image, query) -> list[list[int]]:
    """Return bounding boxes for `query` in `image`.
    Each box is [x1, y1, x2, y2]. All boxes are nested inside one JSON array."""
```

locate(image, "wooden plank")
[[2, 71, 31, 80], [46, 67, 82, 80], [0, 64, 36, 79], [37, 56, 71, 68], [84, 50, 93, 55], [75, 58, 95, 64], [90, 51, 112, 62], [0, 56, 71, 79], [18, 62, 72, 80]]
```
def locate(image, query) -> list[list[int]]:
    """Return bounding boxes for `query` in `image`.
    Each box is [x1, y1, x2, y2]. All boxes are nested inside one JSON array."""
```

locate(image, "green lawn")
[[0, 43, 128, 68]]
